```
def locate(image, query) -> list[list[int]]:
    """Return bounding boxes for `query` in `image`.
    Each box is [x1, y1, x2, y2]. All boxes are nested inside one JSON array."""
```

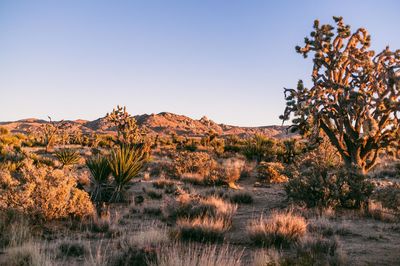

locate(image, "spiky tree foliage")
[[108, 145, 147, 201], [40, 116, 69, 152], [105, 105, 141, 145], [277, 139, 305, 164], [281, 17, 400, 173], [86, 155, 111, 201], [55, 149, 80, 168]]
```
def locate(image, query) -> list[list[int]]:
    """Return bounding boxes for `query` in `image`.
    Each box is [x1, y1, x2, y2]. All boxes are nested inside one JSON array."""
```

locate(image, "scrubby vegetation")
[[1, 15, 399, 265]]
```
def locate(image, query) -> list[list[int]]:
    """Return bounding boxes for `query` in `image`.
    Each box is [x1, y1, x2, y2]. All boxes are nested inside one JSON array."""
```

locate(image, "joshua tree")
[[281, 17, 400, 173], [105, 105, 141, 146], [40, 116, 68, 152]]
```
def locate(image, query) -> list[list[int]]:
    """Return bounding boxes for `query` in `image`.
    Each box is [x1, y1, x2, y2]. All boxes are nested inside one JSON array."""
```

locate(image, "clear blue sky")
[[0, 0, 399, 126]]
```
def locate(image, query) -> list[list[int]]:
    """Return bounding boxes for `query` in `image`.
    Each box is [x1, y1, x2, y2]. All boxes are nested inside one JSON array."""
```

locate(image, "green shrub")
[[285, 166, 374, 209], [108, 145, 146, 201], [242, 134, 276, 162], [86, 155, 112, 201]]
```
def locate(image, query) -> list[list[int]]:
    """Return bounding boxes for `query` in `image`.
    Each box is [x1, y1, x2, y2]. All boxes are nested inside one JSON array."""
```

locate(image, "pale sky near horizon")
[[0, 0, 399, 126]]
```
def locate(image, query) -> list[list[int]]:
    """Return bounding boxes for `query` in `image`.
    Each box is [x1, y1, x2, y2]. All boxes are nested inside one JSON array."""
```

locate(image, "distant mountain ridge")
[[0, 112, 293, 139]]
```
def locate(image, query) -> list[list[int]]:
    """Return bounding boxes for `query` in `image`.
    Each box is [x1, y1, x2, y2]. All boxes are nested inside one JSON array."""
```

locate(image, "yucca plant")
[[108, 144, 147, 202], [55, 149, 80, 168], [86, 155, 111, 201]]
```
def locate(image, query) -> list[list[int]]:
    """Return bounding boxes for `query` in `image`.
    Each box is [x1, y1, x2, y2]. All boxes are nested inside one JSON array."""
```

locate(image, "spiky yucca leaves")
[[108, 145, 147, 201], [55, 149, 80, 168], [86, 155, 111, 201]]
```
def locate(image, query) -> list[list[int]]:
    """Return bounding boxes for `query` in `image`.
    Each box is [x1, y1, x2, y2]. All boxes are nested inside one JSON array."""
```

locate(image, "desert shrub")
[[0, 127, 9, 135], [276, 139, 306, 164], [183, 139, 198, 152], [224, 135, 246, 153], [373, 184, 400, 213], [171, 151, 217, 178], [29, 153, 55, 168], [0, 161, 94, 221], [0, 148, 25, 173], [229, 191, 254, 204], [175, 216, 231, 242], [108, 145, 147, 201], [242, 134, 276, 162], [152, 243, 243, 266], [247, 211, 307, 247], [297, 137, 342, 171], [54, 148, 80, 168], [217, 158, 245, 188], [257, 162, 288, 184], [285, 166, 374, 209], [86, 155, 112, 202], [210, 138, 225, 155]]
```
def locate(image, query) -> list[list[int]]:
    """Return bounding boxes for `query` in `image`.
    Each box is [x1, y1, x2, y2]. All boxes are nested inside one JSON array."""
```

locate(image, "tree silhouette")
[[281, 17, 400, 173]]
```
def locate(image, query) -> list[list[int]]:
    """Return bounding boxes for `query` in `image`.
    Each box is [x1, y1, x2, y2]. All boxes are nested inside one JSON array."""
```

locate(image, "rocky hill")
[[0, 112, 293, 139]]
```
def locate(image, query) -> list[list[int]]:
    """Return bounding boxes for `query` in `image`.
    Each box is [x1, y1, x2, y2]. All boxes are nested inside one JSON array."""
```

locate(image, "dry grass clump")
[[126, 227, 169, 248], [144, 187, 163, 199], [152, 178, 177, 194], [111, 227, 169, 266], [175, 216, 231, 242], [195, 196, 238, 221], [371, 161, 400, 179], [307, 217, 353, 237], [0, 211, 31, 248], [152, 243, 243, 266], [364, 201, 398, 222], [59, 241, 87, 258], [256, 162, 288, 184], [229, 191, 254, 204], [293, 236, 346, 265], [372, 184, 400, 214], [0, 160, 94, 220], [4, 242, 54, 266], [166, 195, 237, 241], [247, 211, 307, 247], [162, 193, 237, 223], [181, 172, 207, 185], [252, 248, 282, 266]]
